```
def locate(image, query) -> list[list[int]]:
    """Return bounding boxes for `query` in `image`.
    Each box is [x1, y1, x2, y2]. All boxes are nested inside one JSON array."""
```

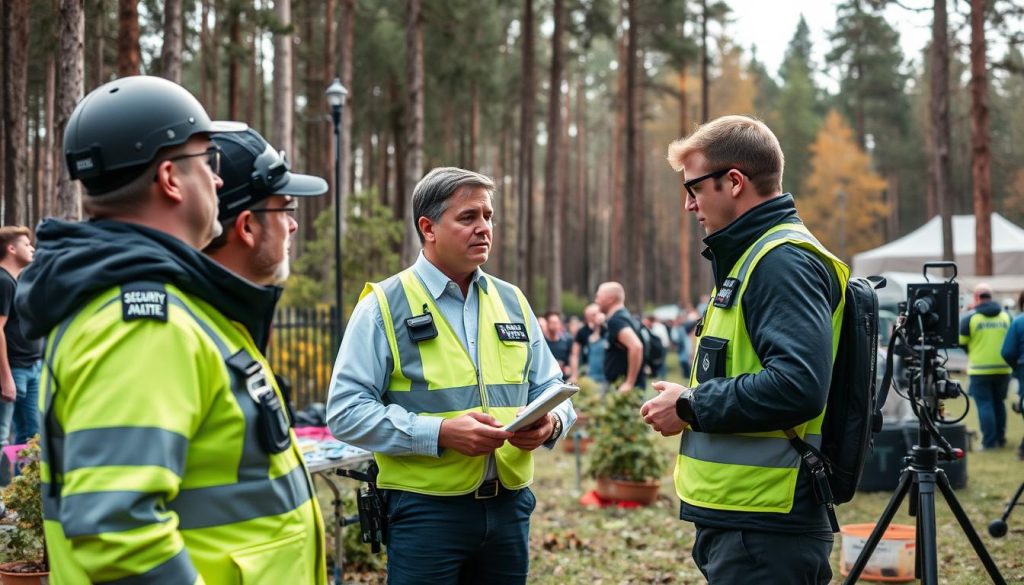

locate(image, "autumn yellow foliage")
[[799, 110, 889, 260]]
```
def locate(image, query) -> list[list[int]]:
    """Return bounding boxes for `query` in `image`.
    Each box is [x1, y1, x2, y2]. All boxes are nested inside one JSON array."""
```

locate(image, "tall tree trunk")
[[3, 0, 29, 225], [55, 0, 84, 220], [87, 0, 104, 90], [469, 81, 480, 169], [31, 90, 41, 226], [403, 0, 424, 264], [544, 0, 565, 312], [609, 12, 627, 281], [272, 0, 293, 156], [41, 55, 56, 220], [677, 72, 691, 307], [322, 0, 336, 213], [256, 0, 266, 131], [700, 0, 709, 123], [517, 0, 536, 294], [930, 0, 954, 264], [338, 0, 354, 233], [1, 0, 5, 210], [200, 0, 210, 105], [970, 0, 991, 275], [210, 1, 221, 117], [576, 69, 588, 296], [623, 0, 640, 310], [116, 0, 140, 77], [160, 0, 183, 82], [227, 5, 242, 120], [247, 15, 258, 124]]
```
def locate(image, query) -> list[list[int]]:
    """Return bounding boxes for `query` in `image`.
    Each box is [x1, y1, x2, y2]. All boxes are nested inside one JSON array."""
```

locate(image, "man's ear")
[[232, 211, 259, 249], [417, 216, 435, 243], [154, 161, 186, 204]]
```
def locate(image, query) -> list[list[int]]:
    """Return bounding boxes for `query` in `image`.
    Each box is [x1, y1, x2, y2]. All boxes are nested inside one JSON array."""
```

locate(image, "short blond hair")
[[666, 115, 784, 196], [0, 226, 31, 261]]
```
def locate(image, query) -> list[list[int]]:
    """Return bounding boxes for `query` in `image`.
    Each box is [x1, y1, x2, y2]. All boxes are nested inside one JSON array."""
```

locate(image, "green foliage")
[[283, 191, 404, 314], [1, 438, 46, 568], [776, 15, 823, 193], [586, 390, 666, 482]]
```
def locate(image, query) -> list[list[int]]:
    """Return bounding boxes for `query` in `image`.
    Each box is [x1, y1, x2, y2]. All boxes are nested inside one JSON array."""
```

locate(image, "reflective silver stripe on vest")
[[63, 426, 188, 475], [681, 432, 823, 469], [971, 364, 1011, 371], [169, 463, 311, 530], [734, 227, 820, 284], [96, 548, 198, 585], [53, 490, 168, 538], [488, 277, 534, 380], [385, 383, 526, 413], [380, 272, 428, 391]]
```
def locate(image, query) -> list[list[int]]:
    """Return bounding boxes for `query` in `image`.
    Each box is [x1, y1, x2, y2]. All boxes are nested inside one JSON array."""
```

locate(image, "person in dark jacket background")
[[959, 283, 1012, 451], [640, 115, 845, 585], [999, 290, 1024, 459]]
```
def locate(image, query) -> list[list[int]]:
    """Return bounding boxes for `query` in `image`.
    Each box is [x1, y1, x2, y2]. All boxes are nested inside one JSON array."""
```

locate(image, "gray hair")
[[412, 167, 495, 243]]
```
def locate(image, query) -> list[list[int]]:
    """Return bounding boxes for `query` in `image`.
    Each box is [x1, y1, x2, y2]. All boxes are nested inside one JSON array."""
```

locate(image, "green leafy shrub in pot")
[[1, 437, 47, 573], [586, 390, 666, 482]]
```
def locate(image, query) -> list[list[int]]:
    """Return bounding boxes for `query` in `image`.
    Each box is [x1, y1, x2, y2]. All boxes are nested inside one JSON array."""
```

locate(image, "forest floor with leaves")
[[324, 366, 1024, 584]]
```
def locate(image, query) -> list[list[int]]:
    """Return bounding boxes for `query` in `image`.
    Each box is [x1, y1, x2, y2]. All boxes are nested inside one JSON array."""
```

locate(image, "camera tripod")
[[988, 395, 1024, 539], [845, 346, 1006, 585]]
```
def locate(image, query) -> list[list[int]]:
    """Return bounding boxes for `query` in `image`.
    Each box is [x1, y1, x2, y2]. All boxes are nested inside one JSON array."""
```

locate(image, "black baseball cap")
[[212, 128, 328, 221]]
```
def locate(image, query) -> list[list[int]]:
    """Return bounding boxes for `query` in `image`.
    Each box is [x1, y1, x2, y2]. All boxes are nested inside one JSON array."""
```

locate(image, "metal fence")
[[266, 306, 340, 410]]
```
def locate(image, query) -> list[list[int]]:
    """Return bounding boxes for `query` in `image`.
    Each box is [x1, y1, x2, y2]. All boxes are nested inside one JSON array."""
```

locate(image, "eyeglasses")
[[250, 204, 298, 217], [683, 168, 752, 199], [156, 146, 222, 180]]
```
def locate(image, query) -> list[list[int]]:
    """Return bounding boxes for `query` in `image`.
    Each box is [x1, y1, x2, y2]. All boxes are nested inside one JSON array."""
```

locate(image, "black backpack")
[[786, 275, 884, 531], [633, 319, 667, 375]]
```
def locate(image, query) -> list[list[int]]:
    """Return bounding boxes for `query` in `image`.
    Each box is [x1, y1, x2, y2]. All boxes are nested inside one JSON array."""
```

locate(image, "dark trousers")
[[969, 374, 1010, 449], [385, 486, 535, 585], [692, 525, 833, 585]]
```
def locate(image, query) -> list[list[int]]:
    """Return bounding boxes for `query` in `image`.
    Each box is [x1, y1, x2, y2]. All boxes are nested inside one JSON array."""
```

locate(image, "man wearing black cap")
[[204, 128, 328, 286], [16, 76, 327, 584]]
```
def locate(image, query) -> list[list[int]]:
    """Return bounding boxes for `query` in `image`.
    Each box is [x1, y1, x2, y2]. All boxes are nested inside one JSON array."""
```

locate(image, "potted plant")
[[586, 390, 667, 505], [0, 438, 49, 584]]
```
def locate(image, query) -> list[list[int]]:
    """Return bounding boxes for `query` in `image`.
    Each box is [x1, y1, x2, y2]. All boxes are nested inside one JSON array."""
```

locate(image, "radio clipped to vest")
[[227, 350, 291, 454], [405, 304, 438, 343]]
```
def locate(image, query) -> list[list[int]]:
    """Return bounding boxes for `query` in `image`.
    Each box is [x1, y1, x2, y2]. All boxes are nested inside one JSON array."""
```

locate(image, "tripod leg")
[[935, 471, 1007, 585], [844, 470, 913, 585], [915, 472, 939, 585]]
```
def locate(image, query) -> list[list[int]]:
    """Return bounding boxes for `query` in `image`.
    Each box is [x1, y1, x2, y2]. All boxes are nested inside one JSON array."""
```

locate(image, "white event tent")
[[852, 213, 1024, 277]]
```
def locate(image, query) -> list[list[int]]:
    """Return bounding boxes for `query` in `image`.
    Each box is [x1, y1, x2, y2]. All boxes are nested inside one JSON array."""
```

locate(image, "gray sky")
[[725, 0, 934, 87]]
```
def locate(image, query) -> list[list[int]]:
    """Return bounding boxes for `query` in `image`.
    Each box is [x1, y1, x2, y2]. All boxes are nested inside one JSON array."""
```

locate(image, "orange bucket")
[[840, 523, 916, 582]]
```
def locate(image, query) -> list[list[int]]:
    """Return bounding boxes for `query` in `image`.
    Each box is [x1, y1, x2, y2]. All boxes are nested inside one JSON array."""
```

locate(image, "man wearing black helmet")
[[204, 128, 328, 286], [16, 76, 327, 584]]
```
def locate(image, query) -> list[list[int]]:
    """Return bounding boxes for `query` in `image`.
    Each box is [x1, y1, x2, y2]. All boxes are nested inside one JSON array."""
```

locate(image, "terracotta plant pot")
[[0, 561, 49, 585], [595, 476, 660, 505]]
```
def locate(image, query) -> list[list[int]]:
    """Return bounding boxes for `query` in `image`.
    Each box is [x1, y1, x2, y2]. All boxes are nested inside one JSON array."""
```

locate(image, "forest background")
[[3, 0, 1024, 315]]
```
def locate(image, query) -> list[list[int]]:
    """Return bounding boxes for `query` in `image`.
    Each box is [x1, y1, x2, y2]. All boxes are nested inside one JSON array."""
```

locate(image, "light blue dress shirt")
[[326, 253, 575, 464]]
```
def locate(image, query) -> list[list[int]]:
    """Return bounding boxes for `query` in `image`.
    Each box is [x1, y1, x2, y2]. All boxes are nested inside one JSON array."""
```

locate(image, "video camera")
[[880, 262, 965, 425]]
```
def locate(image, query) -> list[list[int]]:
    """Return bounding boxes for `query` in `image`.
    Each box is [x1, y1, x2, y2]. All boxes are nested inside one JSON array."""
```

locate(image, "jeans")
[[0, 397, 12, 446], [11, 361, 40, 444], [969, 374, 1009, 449], [385, 487, 535, 584]]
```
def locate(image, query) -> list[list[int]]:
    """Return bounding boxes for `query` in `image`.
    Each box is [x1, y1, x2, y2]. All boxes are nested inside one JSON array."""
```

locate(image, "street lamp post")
[[326, 78, 348, 347]]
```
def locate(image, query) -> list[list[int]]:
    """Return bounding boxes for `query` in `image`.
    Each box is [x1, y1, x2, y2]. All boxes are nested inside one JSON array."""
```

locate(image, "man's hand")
[[0, 374, 15, 403], [617, 381, 635, 393], [509, 413, 555, 452], [438, 412, 513, 457], [640, 381, 689, 436]]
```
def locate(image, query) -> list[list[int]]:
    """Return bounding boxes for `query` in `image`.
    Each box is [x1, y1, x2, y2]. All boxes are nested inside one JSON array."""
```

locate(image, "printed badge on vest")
[[121, 282, 168, 322], [495, 323, 529, 342], [713, 278, 741, 308]]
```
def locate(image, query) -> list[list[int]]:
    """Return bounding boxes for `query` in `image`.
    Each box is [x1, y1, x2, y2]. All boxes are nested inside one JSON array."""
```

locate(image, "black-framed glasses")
[[155, 146, 222, 180], [683, 167, 752, 199]]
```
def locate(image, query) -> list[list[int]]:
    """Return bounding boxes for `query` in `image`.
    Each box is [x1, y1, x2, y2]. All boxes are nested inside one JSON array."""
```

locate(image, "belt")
[[473, 480, 503, 499]]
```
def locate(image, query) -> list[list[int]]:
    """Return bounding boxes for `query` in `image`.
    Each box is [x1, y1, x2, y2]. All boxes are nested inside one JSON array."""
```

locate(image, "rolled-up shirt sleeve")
[[326, 294, 443, 457]]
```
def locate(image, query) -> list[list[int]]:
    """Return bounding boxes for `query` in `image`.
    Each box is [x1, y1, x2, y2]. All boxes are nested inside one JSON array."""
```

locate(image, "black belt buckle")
[[474, 480, 500, 499]]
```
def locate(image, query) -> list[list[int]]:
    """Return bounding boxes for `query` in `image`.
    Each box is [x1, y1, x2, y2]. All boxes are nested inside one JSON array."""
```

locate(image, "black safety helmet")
[[213, 128, 328, 222], [63, 75, 245, 195]]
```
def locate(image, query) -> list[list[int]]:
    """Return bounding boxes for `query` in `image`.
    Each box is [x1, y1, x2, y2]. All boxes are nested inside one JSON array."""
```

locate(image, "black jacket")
[[682, 194, 842, 534], [16, 219, 281, 351]]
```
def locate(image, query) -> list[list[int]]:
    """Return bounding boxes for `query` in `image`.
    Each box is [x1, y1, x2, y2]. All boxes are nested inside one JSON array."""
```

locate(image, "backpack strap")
[[784, 428, 840, 533]]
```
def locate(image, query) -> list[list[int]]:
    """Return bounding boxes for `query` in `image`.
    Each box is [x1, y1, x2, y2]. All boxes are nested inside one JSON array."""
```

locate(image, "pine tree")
[[775, 15, 821, 194]]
